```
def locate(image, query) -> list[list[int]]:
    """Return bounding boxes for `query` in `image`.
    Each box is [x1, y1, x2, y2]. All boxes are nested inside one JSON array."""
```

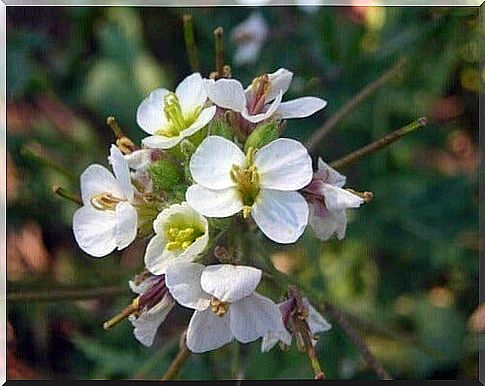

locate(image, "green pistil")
[[165, 226, 203, 251], [230, 147, 260, 218], [155, 93, 202, 138]]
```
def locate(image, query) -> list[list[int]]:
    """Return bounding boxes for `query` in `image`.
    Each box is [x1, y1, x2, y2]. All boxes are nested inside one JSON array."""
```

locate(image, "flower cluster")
[[72, 68, 366, 354]]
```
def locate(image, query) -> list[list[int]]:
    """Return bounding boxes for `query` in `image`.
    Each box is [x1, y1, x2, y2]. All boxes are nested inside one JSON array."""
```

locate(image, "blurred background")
[[6, 6, 480, 380]]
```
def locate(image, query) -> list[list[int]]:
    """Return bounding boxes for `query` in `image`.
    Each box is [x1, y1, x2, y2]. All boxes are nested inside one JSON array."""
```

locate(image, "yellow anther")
[[168, 227, 180, 238], [210, 297, 229, 317], [90, 192, 124, 211], [166, 241, 181, 251], [176, 227, 195, 241], [181, 241, 192, 249], [242, 206, 251, 219]]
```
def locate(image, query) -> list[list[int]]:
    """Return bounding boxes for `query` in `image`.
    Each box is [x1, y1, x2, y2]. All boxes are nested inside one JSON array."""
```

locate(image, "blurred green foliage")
[[6, 6, 480, 380]]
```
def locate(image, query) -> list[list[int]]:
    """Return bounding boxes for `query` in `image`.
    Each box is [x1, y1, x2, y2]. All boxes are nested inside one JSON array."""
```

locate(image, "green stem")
[[52, 185, 82, 205], [21, 145, 77, 182], [330, 117, 428, 170], [183, 14, 200, 72]]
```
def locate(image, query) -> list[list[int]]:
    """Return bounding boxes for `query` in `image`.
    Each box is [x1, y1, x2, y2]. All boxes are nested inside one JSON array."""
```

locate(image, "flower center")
[[248, 74, 270, 115], [90, 192, 125, 211], [210, 297, 229, 317], [230, 147, 260, 218], [165, 225, 204, 251], [155, 92, 201, 138]]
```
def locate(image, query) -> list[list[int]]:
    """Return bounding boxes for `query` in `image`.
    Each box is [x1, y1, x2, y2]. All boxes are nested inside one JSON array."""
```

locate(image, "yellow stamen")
[[90, 192, 125, 211], [231, 147, 261, 213], [210, 297, 229, 317], [155, 93, 202, 138], [165, 226, 203, 252]]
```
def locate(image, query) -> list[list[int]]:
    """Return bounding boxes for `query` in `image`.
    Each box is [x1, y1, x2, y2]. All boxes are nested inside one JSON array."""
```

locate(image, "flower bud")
[[244, 121, 279, 151], [208, 119, 234, 140], [148, 159, 182, 191]]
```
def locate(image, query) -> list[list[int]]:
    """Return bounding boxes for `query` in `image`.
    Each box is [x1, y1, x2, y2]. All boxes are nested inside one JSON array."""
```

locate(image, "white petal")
[[186, 185, 243, 218], [267, 68, 293, 101], [322, 184, 364, 211], [278, 97, 327, 119], [189, 136, 244, 190], [108, 145, 134, 201], [252, 189, 309, 244], [308, 204, 347, 241], [165, 262, 211, 311], [129, 278, 151, 295], [254, 138, 313, 191], [180, 105, 216, 138], [124, 149, 152, 171], [201, 264, 262, 303], [129, 295, 175, 346], [136, 88, 170, 135], [176, 73, 207, 113], [80, 164, 121, 206], [302, 298, 331, 336], [72, 206, 117, 257], [142, 134, 184, 150], [186, 309, 233, 353], [144, 234, 182, 275], [317, 158, 346, 187], [229, 293, 282, 344], [233, 42, 263, 66], [261, 336, 280, 352], [114, 202, 137, 250], [241, 90, 282, 124], [205, 78, 247, 112]]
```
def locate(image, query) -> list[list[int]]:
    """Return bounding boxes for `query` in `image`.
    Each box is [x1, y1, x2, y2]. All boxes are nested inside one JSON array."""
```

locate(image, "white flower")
[[73, 145, 138, 257], [137, 73, 217, 149], [128, 275, 175, 346], [261, 297, 331, 352], [304, 158, 363, 241], [205, 68, 327, 124], [144, 202, 209, 275], [231, 12, 269, 66], [165, 262, 286, 353], [186, 136, 312, 244]]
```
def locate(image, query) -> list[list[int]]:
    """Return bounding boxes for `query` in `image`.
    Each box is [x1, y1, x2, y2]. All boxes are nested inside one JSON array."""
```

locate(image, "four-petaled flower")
[[261, 296, 331, 352], [205, 68, 327, 124], [165, 262, 287, 353], [303, 158, 364, 241], [73, 145, 138, 257], [144, 202, 209, 275], [128, 274, 175, 347], [186, 135, 313, 243], [137, 73, 217, 149]]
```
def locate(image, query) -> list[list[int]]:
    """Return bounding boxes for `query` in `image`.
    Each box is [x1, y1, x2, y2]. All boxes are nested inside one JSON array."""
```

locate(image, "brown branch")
[[306, 57, 407, 152], [214, 27, 224, 78], [7, 285, 127, 302], [330, 117, 428, 170], [320, 301, 392, 380], [161, 331, 191, 381]]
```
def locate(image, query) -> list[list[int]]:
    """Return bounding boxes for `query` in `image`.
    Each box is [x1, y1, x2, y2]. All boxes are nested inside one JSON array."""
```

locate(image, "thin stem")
[[214, 27, 224, 78], [103, 298, 140, 330], [306, 57, 407, 152], [52, 185, 82, 205], [21, 145, 77, 182], [320, 301, 392, 380], [161, 332, 191, 381], [183, 14, 200, 72], [7, 285, 127, 302], [106, 116, 122, 137], [330, 117, 428, 170]]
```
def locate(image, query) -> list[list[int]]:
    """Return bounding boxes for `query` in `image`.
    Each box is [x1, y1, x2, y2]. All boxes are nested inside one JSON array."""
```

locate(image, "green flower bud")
[[208, 119, 234, 140], [148, 159, 182, 191], [244, 122, 279, 152]]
